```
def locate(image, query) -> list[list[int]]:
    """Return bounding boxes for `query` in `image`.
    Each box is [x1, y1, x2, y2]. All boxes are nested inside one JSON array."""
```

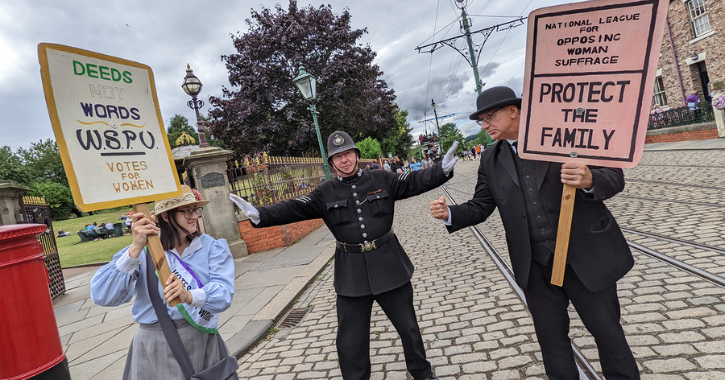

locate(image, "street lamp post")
[[292, 65, 331, 180], [431, 98, 441, 136], [182, 64, 210, 148]]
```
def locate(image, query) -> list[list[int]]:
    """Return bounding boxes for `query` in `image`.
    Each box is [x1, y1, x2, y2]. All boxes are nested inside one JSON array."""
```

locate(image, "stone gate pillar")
[[179, 147, 248, 258], [0, 182, 29, 226]]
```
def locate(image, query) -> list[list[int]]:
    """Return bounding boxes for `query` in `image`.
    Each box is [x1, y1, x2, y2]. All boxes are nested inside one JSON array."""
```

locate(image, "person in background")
[[390, 156, 403, 174], [105, 221, 115, 232], [383, 160, 391, 172], [230, 131, 459, 380], [686, 91, 700, 111], [410, 157, 422, 171], [372, 162, 380, 170], [90, 186, 236, 379], [420, 154, 430, 169], [470, 146, 476, 159]]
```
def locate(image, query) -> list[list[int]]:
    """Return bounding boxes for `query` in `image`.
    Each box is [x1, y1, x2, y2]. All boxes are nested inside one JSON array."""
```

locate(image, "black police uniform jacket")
[[447, 140, 633, 293], [254, 163, 452, 297]]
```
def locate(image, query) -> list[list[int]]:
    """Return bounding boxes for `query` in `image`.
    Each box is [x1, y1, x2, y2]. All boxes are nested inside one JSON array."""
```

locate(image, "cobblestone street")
[[238, 149, 725, 380]]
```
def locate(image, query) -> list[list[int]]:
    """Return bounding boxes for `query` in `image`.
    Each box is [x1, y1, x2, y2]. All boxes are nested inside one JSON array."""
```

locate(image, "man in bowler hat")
[[429, 86, 639, 379], [231, 131, 460, 380]]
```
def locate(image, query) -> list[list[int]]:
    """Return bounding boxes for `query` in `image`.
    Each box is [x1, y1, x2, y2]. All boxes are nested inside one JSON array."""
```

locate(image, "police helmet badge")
[[333, 134, 345, 146]]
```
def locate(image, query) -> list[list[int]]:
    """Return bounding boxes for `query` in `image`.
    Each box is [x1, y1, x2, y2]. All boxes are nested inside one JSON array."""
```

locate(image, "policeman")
[[230, 131, 458, 380]]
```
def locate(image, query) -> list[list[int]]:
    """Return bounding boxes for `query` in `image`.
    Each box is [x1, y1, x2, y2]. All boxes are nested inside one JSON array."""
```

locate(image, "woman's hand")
[[128, 212, 160, 258], [164, 273, 192, 305]]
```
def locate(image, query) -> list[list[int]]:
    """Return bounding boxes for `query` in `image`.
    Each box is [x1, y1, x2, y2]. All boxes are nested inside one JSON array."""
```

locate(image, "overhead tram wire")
[[423, 0, 442, 133], [476, 0, 533, 88]]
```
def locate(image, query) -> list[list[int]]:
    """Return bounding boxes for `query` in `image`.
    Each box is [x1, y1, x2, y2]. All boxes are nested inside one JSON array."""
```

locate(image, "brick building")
[[654, 0, 725, 110]]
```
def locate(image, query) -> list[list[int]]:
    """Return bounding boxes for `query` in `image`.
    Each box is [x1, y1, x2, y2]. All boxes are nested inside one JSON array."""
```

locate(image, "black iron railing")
[[648, 104, 715, 130], [18, 195, 66, 300], [226, 153, 378, 212]]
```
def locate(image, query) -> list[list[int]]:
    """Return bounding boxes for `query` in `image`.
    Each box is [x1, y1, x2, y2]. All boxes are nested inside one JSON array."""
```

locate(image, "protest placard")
[[38, 43, 181, 211], [517, 0, 668, 285], [519, 0, 668, 168], [39, 43, 182, 304]]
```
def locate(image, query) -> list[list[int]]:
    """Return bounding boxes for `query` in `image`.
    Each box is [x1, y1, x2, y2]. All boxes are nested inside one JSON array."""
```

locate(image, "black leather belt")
[[336, 229, 395, 253]]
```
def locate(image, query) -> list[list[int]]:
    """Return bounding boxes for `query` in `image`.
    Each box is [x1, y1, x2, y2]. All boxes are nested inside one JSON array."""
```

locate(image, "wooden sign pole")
[[551, 184, 576, 287], [133, 203, 181, 307]]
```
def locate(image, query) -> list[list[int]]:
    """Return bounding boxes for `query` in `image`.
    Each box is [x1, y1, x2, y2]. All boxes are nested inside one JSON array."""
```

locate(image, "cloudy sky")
[[1, 0, 583, 151]]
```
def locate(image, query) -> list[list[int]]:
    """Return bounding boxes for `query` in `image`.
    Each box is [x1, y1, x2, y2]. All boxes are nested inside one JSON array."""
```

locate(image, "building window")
[[653, 77, 667, 107], [687, 0, 711, 38]]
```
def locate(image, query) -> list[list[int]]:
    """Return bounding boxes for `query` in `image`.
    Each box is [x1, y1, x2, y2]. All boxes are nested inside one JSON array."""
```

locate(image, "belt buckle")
[[363, 241, 373, 252]]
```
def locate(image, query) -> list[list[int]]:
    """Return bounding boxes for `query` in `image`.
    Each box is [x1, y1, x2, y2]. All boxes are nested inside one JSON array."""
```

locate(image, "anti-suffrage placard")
[[39, 44, 181, 211], [518, 0, 668, 168]]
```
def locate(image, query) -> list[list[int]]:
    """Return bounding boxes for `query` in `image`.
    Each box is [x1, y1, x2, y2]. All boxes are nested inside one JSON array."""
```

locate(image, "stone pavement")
[[52, 226, 336, 379], [51, 138, 725, 380], [237, 139, 725, 379]]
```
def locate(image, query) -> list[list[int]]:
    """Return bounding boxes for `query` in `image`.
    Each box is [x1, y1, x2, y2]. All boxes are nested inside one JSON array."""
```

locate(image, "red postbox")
[[0, 224, 70, 380]]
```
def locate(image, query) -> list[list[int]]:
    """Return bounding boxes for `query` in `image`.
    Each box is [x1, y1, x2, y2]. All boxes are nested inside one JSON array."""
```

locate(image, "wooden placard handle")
[[133, 203, 181, 307], [551, 184, 576, 287]]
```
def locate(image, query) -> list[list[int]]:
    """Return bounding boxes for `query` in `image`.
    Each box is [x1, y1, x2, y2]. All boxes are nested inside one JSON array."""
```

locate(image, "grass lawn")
[[53, 208, 138, 267]]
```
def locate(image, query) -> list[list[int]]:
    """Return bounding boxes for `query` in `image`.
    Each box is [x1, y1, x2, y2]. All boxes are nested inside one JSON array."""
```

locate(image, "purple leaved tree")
[[208, 0, 401, 158]]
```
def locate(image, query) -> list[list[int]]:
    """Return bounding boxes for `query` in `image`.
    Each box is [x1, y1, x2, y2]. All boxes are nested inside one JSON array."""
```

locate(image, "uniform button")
[[358, 217, 363, 221], [540, 228, 546, 233], [356, 200, 360, 205], [352, 185, 356, 189], [532, 201, 538, 205], [528, 187, 533, 191], [334, 205, 338, 208], [545, 240, 551, 244], [361, 224, 366, 229], [353, 193, 357, 197], [376, 195, 380, 198], [526, 174, 530, 179], [357, 209, 362, 213], [362, 233, 367, 238], [537, 214, 542, 218]]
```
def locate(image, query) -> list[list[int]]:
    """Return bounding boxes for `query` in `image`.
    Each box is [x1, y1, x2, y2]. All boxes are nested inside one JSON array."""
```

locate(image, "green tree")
[[381, 107, 413, 158], [28, 181, 75, 221], [470, 129, 489, 147], [0, 146, 27, 185], [356, 137, 382, 159], [166, 115, 199, 149], [438, 123, 467, 155], [16, 139, 68, 187]]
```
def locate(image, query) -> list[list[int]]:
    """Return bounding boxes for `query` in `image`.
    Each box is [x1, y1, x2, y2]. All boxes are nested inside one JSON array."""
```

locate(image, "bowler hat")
[[469, 86, 522, 120]]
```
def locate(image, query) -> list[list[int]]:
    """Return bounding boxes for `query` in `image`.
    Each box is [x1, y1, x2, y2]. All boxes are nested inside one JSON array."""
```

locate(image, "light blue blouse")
[[90, 234, 235, 326]]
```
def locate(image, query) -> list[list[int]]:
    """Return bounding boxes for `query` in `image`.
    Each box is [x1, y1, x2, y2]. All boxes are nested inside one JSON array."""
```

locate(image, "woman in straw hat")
[[90, 185, 235, 379]]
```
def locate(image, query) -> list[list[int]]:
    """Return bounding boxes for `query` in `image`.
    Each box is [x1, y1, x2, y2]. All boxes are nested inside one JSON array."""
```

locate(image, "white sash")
[[167, 253, 219, 334]]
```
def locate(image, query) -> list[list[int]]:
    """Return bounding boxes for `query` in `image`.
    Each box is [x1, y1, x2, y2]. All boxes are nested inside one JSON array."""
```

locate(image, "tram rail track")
[[441, 186, 602, 380], [442, 184, 725, 290]]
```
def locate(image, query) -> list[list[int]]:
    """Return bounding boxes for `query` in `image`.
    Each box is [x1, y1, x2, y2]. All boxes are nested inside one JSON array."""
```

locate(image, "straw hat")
[[153, 185, 209, 216]]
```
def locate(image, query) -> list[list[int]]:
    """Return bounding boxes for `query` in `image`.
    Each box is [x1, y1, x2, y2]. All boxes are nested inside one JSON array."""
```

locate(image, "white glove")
[[229, 194, 260, 224], [441, 141, 459, 175]]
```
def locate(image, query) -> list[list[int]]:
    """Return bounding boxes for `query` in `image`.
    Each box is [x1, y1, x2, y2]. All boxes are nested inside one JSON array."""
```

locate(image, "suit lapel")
[[497, 141, 519, 187]]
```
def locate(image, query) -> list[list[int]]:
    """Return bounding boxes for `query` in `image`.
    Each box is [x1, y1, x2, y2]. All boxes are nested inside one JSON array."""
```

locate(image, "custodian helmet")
[[326, 131, 360, 164]]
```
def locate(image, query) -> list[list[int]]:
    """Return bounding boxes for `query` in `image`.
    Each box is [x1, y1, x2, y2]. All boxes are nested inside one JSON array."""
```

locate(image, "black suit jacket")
[[255, 164, 452, 297], [448, 140, 633, 292]]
